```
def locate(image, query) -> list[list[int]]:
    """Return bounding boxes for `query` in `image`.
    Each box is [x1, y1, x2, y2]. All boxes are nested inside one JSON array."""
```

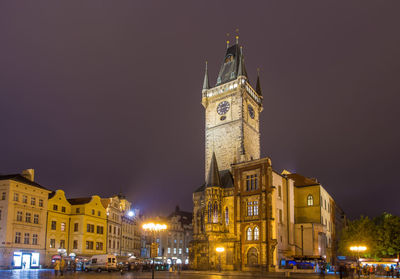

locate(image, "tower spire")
[[202, 61, 210, 90], [256, 68, 262, 96], [237, 46, 248, 78], [206, 152, 221, 187]]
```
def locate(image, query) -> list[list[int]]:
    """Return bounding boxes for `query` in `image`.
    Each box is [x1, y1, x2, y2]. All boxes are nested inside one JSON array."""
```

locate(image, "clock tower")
[[202, 39, 263, 177]]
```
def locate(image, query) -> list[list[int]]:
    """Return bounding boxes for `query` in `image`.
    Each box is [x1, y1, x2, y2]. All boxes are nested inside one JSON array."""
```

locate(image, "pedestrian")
[[72, 260, 77, 273], [60, 258, 66, 276], [320, 263, 326, 279], [54, 260, 60, 276]]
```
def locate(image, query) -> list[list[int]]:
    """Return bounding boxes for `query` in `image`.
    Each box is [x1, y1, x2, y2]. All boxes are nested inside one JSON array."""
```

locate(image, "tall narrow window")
[[247, 227, 253, 240], [307, 195, 313, 206], [279, 209, 283, 223], [15, 232, 21, 243], [254, 226, 259, 240], [213, 202, 218, 223], [278, 186, 282, 198], [24, 233, 29, 244], [32, 234, 38, 245], [225, 207, 229, 226], [208, 202, 212, 223], [247, 201, 253, 216], [253, 201, 259, 216]]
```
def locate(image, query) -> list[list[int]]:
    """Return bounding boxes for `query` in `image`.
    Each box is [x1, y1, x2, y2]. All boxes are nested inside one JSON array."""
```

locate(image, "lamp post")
[[216, 247, 225, 272], [350, 245, 367, 276], [142, 222, 167, 279]]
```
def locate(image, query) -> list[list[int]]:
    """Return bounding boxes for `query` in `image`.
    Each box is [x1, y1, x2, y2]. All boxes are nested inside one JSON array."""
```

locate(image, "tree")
[[338, 216, 377, 258], [374, 213, 400, 258]]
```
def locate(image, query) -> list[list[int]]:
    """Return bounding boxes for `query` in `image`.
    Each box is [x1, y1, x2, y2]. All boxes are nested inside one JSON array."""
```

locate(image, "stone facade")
[[191, 41, 345, 271]]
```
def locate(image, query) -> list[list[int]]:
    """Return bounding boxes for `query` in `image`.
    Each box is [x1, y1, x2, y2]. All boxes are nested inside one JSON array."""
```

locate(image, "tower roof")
[[202, 61, 210, 90], [206, 152, 221, 187], [256, 70, 262, 96], [216, 43, 248, 86]]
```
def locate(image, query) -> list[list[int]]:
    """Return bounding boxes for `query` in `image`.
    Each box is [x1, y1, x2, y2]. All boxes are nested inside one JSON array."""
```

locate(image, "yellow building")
[[45, 190, 71, 265], [67, 196, 107, 257], [0, 169, 51, 269]]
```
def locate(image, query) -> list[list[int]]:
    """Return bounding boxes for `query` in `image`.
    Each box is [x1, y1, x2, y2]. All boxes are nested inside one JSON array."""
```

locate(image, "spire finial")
[[202, 60, 210, 90], [226, 40, 230, 48], [235, 28, 239, 44]]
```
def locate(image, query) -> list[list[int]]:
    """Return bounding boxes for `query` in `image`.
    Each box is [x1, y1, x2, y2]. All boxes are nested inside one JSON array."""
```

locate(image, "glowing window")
[[254, 226, 259, 240], [307, 195, 313, 206], [247, 227, 252, 241]]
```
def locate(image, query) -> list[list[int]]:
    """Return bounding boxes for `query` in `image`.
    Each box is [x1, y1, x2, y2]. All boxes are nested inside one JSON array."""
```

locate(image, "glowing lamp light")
[[350, 246, 367, 252], [216, 247, 225, 253], [142, 222, 167, 231], [128, 211, 134, 217]]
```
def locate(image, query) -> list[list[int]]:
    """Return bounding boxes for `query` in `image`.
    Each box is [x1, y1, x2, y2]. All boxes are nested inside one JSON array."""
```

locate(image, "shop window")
[[32, 234, 38, 245], [15, 232, 21, 243], [307, 195, 314, 206], [254, 226, 259, 240], [17, 211, 22, 221], [247, 227, 252, 240]]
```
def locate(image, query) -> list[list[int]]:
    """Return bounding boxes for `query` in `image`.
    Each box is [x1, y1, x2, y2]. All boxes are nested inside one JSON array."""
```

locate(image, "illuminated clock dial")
[[217, 101, 230, 115], [248, 104, 255, 119]]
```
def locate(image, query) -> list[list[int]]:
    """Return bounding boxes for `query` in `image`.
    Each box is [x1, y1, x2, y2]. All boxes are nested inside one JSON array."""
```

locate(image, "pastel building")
[[0, 170, 51, 269]]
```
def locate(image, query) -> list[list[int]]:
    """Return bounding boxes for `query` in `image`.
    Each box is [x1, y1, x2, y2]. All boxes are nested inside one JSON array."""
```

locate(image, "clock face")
[[248, 104, 255, 119], [217, 101, 230, 115]]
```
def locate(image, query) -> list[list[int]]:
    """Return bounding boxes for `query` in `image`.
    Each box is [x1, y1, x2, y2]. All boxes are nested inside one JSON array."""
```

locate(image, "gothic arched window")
[[225, 207, 229, 226], [246, 227, 253, 241], [254, 226, 259, 240], [213, 202, 218, 223], [208, 202, 212, 223], [307, 195, 314, 206]]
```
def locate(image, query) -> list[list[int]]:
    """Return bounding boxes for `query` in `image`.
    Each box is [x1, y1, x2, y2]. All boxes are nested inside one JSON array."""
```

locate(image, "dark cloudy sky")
[[1, 1, 399, 219]]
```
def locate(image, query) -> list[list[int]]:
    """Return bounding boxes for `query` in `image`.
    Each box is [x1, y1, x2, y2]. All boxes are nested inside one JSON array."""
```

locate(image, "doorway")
[[22, 254, 31, 269]]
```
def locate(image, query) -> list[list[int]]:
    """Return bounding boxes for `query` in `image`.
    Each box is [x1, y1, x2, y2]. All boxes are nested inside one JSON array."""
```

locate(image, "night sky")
[[1, 1, 399, 219]]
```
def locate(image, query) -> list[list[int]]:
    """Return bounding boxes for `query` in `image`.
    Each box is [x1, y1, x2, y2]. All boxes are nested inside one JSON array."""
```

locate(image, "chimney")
[[21, 169, 35, 182]]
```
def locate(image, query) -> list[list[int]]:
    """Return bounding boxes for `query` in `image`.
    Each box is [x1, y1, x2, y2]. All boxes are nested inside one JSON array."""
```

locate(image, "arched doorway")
[[247, 247, 258, 266]]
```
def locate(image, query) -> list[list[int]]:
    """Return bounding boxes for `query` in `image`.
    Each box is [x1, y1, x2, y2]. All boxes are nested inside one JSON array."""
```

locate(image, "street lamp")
[[142, 222, 167, 279], [350, 245, 367, 275], [216, 247, 225, 272]]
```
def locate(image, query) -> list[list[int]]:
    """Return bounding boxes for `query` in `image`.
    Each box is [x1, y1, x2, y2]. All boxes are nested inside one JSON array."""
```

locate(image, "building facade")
[[45, 190, 71, 265], [101, 196, 122, 255], [0, 170, 51, 269], [191, 40, 345, 271], [67, 196, 107, 257]]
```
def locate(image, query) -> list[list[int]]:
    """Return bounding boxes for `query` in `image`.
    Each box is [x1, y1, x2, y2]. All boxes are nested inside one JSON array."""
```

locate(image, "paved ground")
[[0, 270, 321, 279]]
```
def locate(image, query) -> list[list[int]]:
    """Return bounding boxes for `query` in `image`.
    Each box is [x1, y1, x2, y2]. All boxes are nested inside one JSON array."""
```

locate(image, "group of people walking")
[[53, 258, 77, 276]]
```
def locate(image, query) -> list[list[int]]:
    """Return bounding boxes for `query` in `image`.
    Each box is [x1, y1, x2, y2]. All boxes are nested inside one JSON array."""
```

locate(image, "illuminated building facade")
[[190, 39, 345, 271], [0, 170, 51, 269]]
